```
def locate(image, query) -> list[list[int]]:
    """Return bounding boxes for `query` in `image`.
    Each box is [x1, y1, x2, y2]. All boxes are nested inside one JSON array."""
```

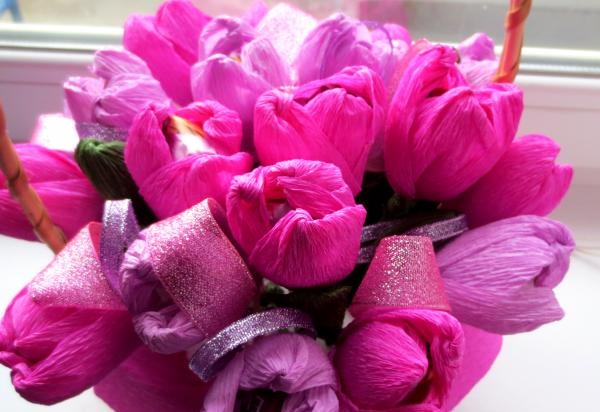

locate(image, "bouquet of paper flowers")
[[0, 0, 574, 411]]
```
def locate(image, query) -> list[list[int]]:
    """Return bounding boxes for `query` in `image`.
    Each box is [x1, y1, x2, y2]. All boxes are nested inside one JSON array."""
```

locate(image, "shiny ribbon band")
[[30, 223, 125, 310], [189, 308, 316, 382], [144, 199, 257, 337], [351, 236, 451, 317], [358, 214, 468, 265], [77, 122, 128, 142], [100, 199, 141, 299]]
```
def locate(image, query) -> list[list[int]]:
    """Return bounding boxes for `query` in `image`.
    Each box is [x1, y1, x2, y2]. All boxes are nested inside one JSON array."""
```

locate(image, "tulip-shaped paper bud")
[[64, 49, 171, 134], [295, 13, 409, 86], [255, 66, 385, 193], [125, 102, 252, 219], [0, 144, 103, 241], [203, 333, 339, 412], [123, 0, 211, 105], [385, 44, 523, 201], [458, 32, 498, 88], [447, 134, 573, 227], [227, 160, 367, 288], [192, 35, 290, 152], [437, 215, 575, 334], [334, 236, 464, 411], [0, 224, 139, 404], [119, 200, 258, 354]]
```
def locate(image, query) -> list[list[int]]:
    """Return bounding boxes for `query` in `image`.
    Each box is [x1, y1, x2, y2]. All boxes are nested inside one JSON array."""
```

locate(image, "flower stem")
[[494, 0, 532, 83]]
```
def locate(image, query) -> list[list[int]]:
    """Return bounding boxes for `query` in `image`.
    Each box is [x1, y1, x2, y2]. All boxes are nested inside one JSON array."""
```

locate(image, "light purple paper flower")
[[458, 33, 498, 88], [437, 215, 575, 334], [202, 333, 339, 412], [295, 13, 410, 86], [64, 49, 171, 131]]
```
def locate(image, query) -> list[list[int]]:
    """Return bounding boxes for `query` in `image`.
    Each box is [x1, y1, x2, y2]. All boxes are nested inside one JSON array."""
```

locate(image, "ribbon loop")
[[351, 236, 450, 317], [100, 199, 141, 299], [189, 308, 316, 382]]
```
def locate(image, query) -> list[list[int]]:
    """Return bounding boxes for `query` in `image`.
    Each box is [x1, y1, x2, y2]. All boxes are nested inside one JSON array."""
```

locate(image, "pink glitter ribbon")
[[144, 199, 258, 337], [76, 122, 127, 141], [29, 223, 125, 310], [189, 308, 316, 381], [351, 236, 451, 317]]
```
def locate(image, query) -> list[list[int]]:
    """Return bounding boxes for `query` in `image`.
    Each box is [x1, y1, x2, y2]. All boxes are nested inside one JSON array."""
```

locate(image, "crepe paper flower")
[[198, 16, 256, 60], [191, 37, 290, 151], [0, 144, 103, 241], [94, 346, 208, 412], [254, 3, 318, 70], [295, 14, 410, 86], [0, 287, 138, 404], [29, 113, 79, 152], [203, 333, 339, 412], [384, 44, 523, 201], [437, 215, 575, 334], [227, 159, 366, 288], [125, 103, 252, 218], [123, 0, 211, 105], [446, 134, 573, 227], [255, 66, 385, 193], [458, 33, 499, 88], [445, 324, 503, 410], [334, 309, 464, 411], [64, 49, 171, 132]]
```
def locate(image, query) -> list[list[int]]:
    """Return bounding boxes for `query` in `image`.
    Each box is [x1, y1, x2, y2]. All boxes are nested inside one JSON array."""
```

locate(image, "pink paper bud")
[[458, 33, 498, 88], [447, 134, 573, 227], [123, 0, 210, 105], [125, 103, 252, 219], [0, 225, 139, 404], [0, 144, 103, 241], [437, 215, 575, 334], [384, 44, 523, 201], [227, 159, 366, 288]]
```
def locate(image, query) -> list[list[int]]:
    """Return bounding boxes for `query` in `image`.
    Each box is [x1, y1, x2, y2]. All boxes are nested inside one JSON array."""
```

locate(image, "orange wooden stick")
[[0, 103, 67, 254], [494, 0, 532, 83]]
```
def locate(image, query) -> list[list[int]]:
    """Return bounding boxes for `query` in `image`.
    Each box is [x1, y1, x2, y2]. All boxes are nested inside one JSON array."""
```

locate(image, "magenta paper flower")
[[384, 44, 523, 201], [0, 223, 140, 405], [437, 215, 575, 334], [192, 32, 290, 151], [95, 346, 208, 412], [255, 66, 386, 193], [123, 0, 211, 105], [203, 333, 339, 411], [334, 308, 464, 411], [64, 49, 171, 132], [227, 159, 366, 288], [447, 134, 573, 227], [295, 13, 410, 86], [0, 287, 137, 404], [125, 102, 253, 219], [0, 144, 102, 241], [458, 33, 499, 88]]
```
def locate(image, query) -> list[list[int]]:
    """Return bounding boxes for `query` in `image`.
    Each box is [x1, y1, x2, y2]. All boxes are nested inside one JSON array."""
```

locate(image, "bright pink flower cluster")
[[0, 1, 575, 412]]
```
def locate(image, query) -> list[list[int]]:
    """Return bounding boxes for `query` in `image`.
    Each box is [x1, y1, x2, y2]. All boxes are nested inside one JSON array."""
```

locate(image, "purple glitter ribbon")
[[100, 199, 140, 299], [189, 308, 316, 382], [358, 214, 468, 264], [77, 122, 128, 141]]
